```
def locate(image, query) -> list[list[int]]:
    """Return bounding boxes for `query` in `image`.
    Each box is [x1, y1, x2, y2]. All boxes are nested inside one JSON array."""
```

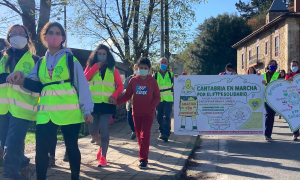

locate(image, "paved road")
[[184, 117, 300, 180], [0, 118, 197, 180]]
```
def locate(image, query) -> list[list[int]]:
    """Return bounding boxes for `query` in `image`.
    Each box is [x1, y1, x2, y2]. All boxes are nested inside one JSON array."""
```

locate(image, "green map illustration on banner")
[[174, 75, 265, 135]]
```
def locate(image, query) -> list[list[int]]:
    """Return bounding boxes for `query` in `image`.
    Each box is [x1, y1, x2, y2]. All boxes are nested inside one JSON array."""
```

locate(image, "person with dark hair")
[[123, 64, 139, 140], [279, 70, 286, 79], [0, 24, 40, 180], [116, 57, 161, 169], [7, 22, 94, 180], [262, 59, 280, 141], [219, 63, 234, 75], [285, 61, 300, 140], [84, 44, 123, 167], [247, 67, 257, 75], [154, 57, 173, 142], [182, 72, 187, 75]]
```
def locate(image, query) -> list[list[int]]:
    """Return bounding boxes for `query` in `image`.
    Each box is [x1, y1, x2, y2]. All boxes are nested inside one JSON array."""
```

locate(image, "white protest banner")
[[265, 74, 300, 132], [174, 75, 265, 135]]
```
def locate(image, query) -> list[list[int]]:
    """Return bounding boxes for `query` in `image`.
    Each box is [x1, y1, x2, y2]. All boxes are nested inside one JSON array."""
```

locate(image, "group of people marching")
[[220, 61, 300, 141], [0, 22, 174, 180]]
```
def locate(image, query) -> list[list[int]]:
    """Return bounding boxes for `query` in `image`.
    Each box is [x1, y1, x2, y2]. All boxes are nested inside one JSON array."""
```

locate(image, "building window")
[[249, 50, 252, 61], [242, 53, 245, 69], [265, 41, 269, 55], [275, 36, 279, 57], [257, 46, 260, 59]]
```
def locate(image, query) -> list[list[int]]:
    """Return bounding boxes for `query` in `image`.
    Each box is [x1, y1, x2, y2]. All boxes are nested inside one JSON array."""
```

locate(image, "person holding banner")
[[246, 67, 257, 75], [0, 24, 40, 180], [219, 63, 234, 75], [262, 60, 280, 141], [285, 61, 300, 140]]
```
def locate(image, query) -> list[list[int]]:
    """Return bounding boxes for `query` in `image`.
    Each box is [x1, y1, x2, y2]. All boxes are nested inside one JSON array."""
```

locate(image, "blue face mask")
[[97, 55, 107, 63], [249, 73, 254, 75], [292, 66, 298, 73], [226, 71, 232, 75], [269, 65, 276, 71], [160, 64, 167, 70], [139, 69, 148, 76]]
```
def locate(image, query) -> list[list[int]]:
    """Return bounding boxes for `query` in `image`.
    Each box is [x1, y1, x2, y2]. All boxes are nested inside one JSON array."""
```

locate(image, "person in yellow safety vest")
[[262, 59, 280, 141], [0, 24, 40, 180], [154, 57, 173, 142], [7, 22, 94, 180], [84, 44, 124, 167]]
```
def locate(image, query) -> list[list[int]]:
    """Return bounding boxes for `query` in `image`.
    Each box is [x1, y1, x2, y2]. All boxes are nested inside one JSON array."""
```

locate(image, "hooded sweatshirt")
[[27, 47, 94, 114], [117, 74, 161, 117]]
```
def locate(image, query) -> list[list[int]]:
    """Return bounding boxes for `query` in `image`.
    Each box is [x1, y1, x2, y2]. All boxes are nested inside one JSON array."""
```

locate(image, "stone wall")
[[237, 19, 289, 74]]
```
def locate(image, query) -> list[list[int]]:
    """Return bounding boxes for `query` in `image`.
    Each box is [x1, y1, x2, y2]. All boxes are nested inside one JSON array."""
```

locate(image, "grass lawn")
[[25, 130, 86, 143]]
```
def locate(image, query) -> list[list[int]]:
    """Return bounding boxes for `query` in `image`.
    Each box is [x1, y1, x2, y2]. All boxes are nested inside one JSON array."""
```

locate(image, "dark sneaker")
[[48, 156, 55, 167], [161, 135, 169, 142], [63, 152, 69, 162], [138, 160, 148, 169], [130, 132, 136, 140], [21, 156, 30, 168], [293, 135, 298, 141], [91, 139, 95, 143], [265, 137, 273, 141], [159, 133, 163, 140]]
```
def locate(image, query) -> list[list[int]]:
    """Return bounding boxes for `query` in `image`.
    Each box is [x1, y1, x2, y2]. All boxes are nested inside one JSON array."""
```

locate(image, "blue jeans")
[[0, 113, 30, 178], [127, 109, 135, 132], [156, 101, 173, 137]]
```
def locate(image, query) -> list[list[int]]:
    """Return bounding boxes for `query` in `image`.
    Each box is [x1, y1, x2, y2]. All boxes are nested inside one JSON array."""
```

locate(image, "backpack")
[[154, 71, 173, 92], [37, 52, 74, 86]]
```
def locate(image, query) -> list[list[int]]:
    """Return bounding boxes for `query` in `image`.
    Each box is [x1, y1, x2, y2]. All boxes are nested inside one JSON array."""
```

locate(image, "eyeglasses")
[[9, 33, 27, 38]]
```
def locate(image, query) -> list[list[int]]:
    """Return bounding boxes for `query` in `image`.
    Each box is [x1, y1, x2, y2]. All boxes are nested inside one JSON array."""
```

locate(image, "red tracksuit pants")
[[133, 116, 154, 163]]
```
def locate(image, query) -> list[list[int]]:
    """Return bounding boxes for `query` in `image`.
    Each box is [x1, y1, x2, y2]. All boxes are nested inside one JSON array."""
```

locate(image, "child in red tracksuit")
[[116, 57, 161, 169]]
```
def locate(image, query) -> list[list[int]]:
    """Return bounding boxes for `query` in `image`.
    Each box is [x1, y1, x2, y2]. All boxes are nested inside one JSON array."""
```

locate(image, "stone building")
[[232, 0, 300, 74]]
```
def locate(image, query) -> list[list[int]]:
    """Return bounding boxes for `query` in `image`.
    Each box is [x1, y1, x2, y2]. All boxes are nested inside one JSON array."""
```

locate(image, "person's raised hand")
[[84, 114, 93, 124], [174, 74, 179, 78], [289, 76, 293, 81], [262, 80, 267, 85]]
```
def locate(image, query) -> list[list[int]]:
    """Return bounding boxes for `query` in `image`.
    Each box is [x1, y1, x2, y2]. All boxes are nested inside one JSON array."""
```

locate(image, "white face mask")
[[9, 36, 28, 49]]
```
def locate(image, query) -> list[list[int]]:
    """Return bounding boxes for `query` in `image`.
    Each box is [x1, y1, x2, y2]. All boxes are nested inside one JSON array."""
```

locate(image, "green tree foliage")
[[0, 0, 68, 56], [235, 0, 274, 19], [186, 13, 252, 75], [69, 0, 206, 65]]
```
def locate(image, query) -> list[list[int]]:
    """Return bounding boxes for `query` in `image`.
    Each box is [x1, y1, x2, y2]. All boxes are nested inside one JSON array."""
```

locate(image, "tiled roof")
[[269, 0, 288, 12]]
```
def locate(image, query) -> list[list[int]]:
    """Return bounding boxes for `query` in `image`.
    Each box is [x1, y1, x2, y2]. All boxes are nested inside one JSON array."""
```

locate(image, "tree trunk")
[[164, 0, 170, 60], [133, 0, 141, 63], [35, 0, 52, 56]]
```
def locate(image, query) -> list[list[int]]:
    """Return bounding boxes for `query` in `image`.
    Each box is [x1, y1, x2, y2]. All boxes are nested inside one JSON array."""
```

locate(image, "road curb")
[[159, 135, 202, 180]]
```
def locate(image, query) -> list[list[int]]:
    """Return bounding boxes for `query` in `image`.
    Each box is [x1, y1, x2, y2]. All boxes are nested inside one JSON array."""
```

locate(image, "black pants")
[[265, 102, 275, 137], [49, 132, 57, 157], [36, 121, 81, 180], [156, 101, 173, 137]]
